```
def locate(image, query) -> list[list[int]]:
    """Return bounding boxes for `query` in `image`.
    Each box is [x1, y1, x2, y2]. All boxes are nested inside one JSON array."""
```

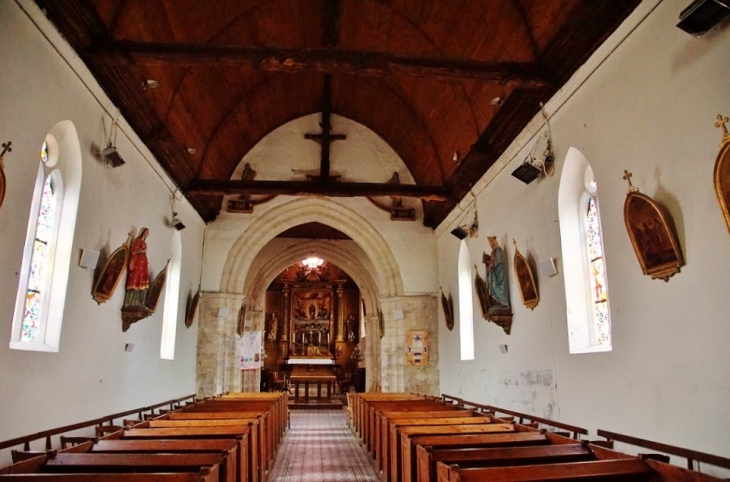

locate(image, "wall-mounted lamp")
[[142, 79, 160, 90]]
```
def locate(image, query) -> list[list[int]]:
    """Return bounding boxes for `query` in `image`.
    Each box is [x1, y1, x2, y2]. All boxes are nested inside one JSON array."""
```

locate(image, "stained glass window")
[[21, 150, 57, 343], [585, 195, 610, 346]]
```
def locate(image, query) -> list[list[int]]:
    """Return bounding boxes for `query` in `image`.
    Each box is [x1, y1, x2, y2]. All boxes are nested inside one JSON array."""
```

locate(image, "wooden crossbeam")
[[84, 42, 553, 88], [184, 179, 451, 202]]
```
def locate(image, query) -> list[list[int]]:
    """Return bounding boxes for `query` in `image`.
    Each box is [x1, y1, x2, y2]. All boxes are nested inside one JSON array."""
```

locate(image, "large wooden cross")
[[304, 75, 345, 181]]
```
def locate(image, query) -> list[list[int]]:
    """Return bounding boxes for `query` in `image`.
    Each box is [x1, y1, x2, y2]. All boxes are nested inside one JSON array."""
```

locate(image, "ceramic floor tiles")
[[268, 410, 380, 482]]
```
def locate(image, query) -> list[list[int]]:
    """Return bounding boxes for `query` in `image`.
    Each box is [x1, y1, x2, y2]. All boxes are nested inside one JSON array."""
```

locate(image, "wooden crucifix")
[[304, 74, 346, 181]]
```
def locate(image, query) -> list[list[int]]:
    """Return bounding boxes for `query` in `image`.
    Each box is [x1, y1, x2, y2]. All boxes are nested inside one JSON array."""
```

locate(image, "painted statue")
[[124, 228, 150, 306], [483, 235, 511, 316]]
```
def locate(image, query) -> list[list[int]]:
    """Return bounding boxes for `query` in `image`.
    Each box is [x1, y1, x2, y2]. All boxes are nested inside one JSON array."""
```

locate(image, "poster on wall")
[[240, 331, 262, 370], [406, 330, 429, 366]]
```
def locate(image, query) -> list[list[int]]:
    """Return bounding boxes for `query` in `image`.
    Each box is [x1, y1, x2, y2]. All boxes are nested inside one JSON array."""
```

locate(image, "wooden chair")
[[271, 372, 289, 393]]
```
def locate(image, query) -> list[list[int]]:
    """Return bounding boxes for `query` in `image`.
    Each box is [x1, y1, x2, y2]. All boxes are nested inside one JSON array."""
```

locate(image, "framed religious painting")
[[440, 288, 454, 331], [474, 270, 490, 319], [622, 171, 683, 281], [512, 240, 539, 310], [92, 242, 129, 304], [0, 141, 11, 210], [144, 263, 168, 313], [713, 114, 730, 236], [185, 289, 200, 328]]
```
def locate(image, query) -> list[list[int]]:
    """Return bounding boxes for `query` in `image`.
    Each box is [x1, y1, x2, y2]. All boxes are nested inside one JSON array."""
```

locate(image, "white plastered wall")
[[438, 0, 730, 472], [0, 1, 204, 465]]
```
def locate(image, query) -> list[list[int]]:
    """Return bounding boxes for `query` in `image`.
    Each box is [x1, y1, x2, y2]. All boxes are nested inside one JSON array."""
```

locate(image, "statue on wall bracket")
[[622, 171, 683, 282], [367, 172, 417, 221], [713, 114, 730, 237], [121, 228, 168, 331], [481, 235, 513, 334], [227, 162, 277, 213]]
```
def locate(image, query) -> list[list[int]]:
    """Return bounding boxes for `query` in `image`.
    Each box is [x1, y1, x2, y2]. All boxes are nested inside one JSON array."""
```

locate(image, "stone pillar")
[[196, 292, 245, 397], [376, 295, 439, 395], [363, 313, 380, 392], [281, 284, 290, 342], [240, 309, 264, 392], [336, 284, 345, 342]]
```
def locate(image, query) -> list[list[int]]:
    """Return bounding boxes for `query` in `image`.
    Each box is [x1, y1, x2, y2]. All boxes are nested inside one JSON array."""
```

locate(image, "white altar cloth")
[[287, 358, 334, 365]]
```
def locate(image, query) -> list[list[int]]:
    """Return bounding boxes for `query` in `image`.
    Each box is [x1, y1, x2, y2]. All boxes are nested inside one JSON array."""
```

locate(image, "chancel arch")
[[220, 197, 404, 298]]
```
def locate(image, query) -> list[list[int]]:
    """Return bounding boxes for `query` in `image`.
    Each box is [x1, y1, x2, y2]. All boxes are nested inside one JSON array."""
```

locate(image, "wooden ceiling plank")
[[84, 42, 553, 88], [185, 179, 451, 202]]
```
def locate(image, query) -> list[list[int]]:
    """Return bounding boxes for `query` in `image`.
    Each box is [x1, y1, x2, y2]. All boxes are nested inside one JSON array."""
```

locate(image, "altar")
[[287, 356, 337, 403]]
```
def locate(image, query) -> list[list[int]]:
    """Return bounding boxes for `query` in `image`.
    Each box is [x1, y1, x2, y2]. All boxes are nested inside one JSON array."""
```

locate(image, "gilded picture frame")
[[712, 115, 730, 236], [622, 171, 683, 282], [144, 263, 168, 313], [512, 240, 539, 310], [92, 242, 129, 304]]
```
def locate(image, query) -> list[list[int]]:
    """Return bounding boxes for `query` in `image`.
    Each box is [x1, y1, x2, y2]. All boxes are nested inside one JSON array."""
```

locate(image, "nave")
[[268, 410, 379, 482]]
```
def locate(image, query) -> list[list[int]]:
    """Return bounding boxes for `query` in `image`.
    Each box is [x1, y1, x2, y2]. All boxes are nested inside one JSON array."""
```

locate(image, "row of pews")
[[351, 392, 728, 482], [0, 392, 287, 482]]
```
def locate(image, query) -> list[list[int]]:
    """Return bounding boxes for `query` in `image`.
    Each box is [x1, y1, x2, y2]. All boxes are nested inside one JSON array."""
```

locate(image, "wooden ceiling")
[[36, 0, 640, 229]]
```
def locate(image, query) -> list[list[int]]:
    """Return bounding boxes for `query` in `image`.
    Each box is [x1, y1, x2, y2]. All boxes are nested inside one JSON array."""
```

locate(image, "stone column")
[[240, 309, 264, 392], [196, 292, 245, 397], [335, 284, 345, 341], [363, 313, 380, 392], [376, 295, 439, 395]]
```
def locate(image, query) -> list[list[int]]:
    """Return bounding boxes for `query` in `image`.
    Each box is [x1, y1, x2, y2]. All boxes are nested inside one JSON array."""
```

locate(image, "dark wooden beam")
[[84, 42, 553, 88], [184, 179, 452, 202]]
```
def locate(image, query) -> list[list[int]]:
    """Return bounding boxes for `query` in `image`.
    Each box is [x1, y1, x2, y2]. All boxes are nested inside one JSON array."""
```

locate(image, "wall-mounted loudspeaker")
[[102, 146, 125, 168], [538, 258, 558, 278], [677, 0, 730, 36]]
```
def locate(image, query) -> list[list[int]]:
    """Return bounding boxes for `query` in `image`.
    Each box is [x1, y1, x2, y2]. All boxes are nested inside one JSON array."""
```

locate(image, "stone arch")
[[244, 239, 379, 314], [220, 197, 404, 298]]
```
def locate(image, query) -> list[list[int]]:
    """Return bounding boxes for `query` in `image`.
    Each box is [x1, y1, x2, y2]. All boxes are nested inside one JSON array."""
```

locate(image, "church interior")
[[1, 0, 730, 477]]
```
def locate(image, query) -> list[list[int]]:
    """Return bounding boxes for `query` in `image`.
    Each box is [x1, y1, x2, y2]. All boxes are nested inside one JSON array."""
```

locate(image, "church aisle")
[[268, 409, 380, 482]]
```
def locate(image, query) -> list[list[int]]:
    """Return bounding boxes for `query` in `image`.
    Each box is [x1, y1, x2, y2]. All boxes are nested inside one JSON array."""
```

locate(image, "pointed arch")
[[558, 147, 612, 353], [10, 120, 82, 352], [243, 239, 379, 313], [220, 197, 404, 299]]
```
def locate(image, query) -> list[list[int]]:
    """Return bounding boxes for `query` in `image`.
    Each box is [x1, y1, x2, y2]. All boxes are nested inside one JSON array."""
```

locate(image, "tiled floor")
[[267, 410, 380, 482]]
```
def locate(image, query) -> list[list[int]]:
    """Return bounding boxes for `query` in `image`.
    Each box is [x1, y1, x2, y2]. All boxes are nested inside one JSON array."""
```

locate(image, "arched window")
[[11, 124, 81, 352], [161, 230, 182, 360], [457, 240, 474, 360], [558, 148, 612, 353]]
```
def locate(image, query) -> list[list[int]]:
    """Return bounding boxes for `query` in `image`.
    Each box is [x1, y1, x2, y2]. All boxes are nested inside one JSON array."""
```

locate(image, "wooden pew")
[[364, 400, 456, 454], [417, 443, 597, 482], [0, 472, 218, 481], [378, 412, 484, 470], [89, 439, 244, 482], [0, 453, 225, 481], [381, 416, 495, 478], [352, 393, 426, 439], [181, 401, 279, 464], [436, 458, 657, 481], [375, 407, 475, 463], [120, 425, 258, 482], [395, 423, 517, 482]]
